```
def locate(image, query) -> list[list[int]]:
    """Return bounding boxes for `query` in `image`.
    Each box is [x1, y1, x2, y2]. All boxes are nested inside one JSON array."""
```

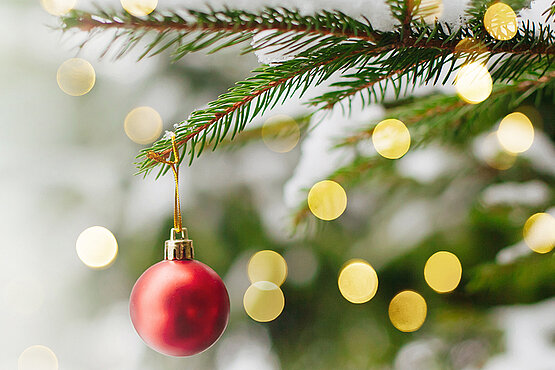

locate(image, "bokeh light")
[[414, 0, 443, 24], [40, 0, 76, 16], [307, 180, 347, 221], [454, 62, 492, 104], [121, 0, 158, 17], [76, 226, 118, 269], [523, 213, 555, 254], [261, 114, 301, 153], [124, 106, 163, 145], [424, 251, 462, 293], [388, 290, 427, 332], [338, 259, 378, 304], [372, 119, 411, 159], [484, 3, 518, 41], [243, 281, 285, 322], [18, 345, 58, 370], [496, 112, 534, 154], [57, 58, 96, 97], [248, 250, 288, 286]]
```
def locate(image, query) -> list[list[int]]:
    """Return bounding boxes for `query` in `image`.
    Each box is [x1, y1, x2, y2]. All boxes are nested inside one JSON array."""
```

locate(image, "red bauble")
[[129, 259, 230, 357]]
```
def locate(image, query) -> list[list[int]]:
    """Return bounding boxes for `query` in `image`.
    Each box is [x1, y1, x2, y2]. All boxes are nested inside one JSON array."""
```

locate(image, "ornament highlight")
[[307, 180, 347, 221], [388, 290, 427, 332], [129, 229, 230, 356], [338, 259, 378, 304], [372, 119, 411, 159], [424, 251, 462, 293], [484, 3, 518, 41]]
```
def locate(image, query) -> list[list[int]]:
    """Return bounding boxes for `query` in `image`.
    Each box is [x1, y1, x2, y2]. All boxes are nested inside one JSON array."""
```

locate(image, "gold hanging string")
[[146, 135, 183, 233]]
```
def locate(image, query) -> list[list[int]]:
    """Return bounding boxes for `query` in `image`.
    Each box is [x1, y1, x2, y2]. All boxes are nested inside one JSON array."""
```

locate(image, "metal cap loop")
[[170, 228, 187, 241], [165, 228, 194, 260]]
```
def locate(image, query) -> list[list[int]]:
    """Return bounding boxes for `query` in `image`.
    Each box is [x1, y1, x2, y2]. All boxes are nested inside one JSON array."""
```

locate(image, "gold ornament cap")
[[165, 228, 194, 260]]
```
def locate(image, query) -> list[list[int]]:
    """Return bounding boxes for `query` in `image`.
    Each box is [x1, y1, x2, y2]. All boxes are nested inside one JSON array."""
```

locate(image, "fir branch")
[[465, 0, 532, 20], [138, 15, 552, 173], [309, 47, 449, 109], [61, 5, 555, 176], [467, 254, 555, 304], [214, 114, 313, 149], [386, 0, 412, 24], [136, 42, 375, 175], [61, 8, 380, 61], [308, 19, 554, 110], [292, 71, 555, 225], [543, 1, 555, 22], [62, 6, 554, 64], [340, 70, 555, 147]]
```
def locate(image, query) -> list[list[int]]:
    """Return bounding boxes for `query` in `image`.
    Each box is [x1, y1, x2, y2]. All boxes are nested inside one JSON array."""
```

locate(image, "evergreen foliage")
[[60, 1, 555, 179], [56, 2, 555, 366]]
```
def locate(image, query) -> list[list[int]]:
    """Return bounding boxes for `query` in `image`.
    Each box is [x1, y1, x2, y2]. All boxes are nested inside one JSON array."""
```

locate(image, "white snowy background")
[[0, 0, 554, 369]]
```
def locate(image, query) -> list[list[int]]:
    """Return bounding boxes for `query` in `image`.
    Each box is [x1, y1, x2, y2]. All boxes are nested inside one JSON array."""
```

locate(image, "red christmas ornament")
[[130, 229, 230, 357]]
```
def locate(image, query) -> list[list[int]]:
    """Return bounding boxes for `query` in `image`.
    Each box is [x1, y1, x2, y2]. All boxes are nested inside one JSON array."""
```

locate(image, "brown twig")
[[73, 14, 380, 43], [72, 13, 555, 56]]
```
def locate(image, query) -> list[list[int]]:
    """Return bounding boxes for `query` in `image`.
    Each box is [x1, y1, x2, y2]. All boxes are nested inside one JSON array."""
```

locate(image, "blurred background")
[[1, 0, 555, 369]]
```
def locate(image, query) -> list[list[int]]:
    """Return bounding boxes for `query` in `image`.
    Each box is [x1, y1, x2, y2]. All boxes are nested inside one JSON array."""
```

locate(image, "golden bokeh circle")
[[484, 3, 518, 41], [338, 259, 378, 304], [57, 58, 96, 97], [243, 281, 285, 322], [496, 112, 534, 154], [424, 251, 462, 293], [388, 290, 427, 332], [124, 106, 164, 145], [18, 345, 58, 370], [40, 0, 76, 16], [523, 213, 555, 254], [307, 180, 347, 221], [248, 250, 288, 286], [372, 119, 411, 159], [454, 62, 492, 104], [261, 115, 301, 153], [121, 0, 158, 17], [76, 226, 118, 269]]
